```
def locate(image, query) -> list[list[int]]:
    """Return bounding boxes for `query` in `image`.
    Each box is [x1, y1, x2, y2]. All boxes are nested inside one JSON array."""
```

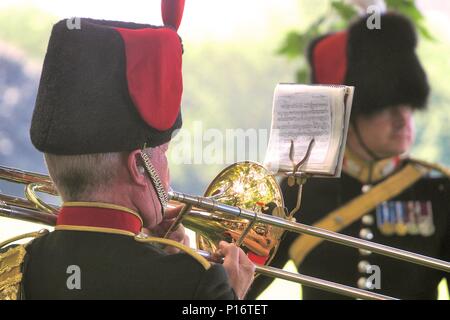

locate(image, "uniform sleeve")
[[193, 264, 237, 300], [245, 231, 295, 299], [245, 179, 300, 300]]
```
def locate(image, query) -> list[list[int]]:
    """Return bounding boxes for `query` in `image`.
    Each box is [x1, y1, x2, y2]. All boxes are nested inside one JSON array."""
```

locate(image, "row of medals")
[[375, 200, 435, 237]]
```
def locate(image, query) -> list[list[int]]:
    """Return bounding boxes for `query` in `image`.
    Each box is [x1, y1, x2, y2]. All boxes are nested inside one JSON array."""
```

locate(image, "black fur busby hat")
[[307, 13, 430, 118], [31, 0, 186, 155]]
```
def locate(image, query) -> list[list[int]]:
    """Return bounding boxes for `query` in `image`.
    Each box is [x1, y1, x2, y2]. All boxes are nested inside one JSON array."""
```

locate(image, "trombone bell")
[[176, 161, 286, 266]]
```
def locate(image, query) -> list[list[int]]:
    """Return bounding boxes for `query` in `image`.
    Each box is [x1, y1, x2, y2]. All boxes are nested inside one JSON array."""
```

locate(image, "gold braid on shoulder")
[[0, 229, 49, 300], [134, 234, 211, 270], [409, 158, 450, 178]]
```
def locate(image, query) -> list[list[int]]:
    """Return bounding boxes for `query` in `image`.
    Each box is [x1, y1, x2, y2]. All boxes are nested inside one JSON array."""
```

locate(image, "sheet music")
[[265, 85, 332, 170]]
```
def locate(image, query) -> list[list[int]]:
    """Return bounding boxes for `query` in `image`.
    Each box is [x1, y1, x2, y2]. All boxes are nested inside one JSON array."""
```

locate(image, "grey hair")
[[44, 152, 124, 201]]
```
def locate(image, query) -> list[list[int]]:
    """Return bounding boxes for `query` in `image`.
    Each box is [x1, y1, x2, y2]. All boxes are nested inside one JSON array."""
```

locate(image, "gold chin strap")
[[134, 233, 211, 270], [140, 150, 169, 217]]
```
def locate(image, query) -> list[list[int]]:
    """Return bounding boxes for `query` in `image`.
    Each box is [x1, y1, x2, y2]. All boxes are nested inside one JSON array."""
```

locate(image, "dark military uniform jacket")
[[0, 203, 236, 300], [247, 151, 450, 300]]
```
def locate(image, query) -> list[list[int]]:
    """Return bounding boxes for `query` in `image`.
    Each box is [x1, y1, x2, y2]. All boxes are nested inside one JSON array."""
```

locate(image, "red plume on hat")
[[31, 0, 187, 155], [162, 0, 186, 31]]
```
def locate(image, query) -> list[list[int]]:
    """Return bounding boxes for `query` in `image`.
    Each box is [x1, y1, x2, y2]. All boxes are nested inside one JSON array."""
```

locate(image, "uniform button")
[[357, 277, 368, 289], [359, 249, 372, 256], [357, 260, 371, 273], [135, 232, 148, 239], [359, 228, 374, 240], [361, 215, 374, 226], [361, 185, 372, 193], [358, 277, 376, 290]]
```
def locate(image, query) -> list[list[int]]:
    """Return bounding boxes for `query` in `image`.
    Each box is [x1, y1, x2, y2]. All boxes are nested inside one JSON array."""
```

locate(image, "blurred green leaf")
[[386, 0, 423, 21], [296, 67, 309, 84], [277, 31, 303, 59], [417, 23, 436, 41], [331, 0, 358, 21], [277, 13, 326, 63]]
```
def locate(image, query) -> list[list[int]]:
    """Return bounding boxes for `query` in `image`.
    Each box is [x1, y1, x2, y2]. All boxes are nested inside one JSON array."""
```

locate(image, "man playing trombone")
[[0, 1, 254, 300]]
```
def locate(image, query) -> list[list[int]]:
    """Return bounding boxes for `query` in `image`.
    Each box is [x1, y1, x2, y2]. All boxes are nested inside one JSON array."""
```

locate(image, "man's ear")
[[127, 149, 147, 187]]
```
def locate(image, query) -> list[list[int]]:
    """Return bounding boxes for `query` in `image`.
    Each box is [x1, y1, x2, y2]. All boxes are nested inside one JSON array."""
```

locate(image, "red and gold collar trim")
[[343, 148, 404, 184], [55, 202, 143, 236]]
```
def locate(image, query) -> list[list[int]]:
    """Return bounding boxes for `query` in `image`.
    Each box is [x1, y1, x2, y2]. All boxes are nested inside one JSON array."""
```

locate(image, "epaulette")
[[0, 229, 49, 300], [409, 158, 450, 178], [134, 234, 211, 270]]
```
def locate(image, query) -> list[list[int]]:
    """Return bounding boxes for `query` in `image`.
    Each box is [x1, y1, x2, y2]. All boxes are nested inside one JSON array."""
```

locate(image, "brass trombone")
[[1, 163, 449, 300]]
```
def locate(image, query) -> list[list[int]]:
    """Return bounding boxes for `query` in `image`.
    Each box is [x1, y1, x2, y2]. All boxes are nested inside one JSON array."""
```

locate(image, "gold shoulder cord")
[[134, 234, 211, 270], [409, 158, 450, 178], [289, 163, 429, 266], [0, 229, 49, 300]]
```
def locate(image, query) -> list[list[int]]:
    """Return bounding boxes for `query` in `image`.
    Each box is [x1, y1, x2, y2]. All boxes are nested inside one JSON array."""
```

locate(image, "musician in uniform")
[[247, 13, 450, 300], [0, 1, 255, 300]]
